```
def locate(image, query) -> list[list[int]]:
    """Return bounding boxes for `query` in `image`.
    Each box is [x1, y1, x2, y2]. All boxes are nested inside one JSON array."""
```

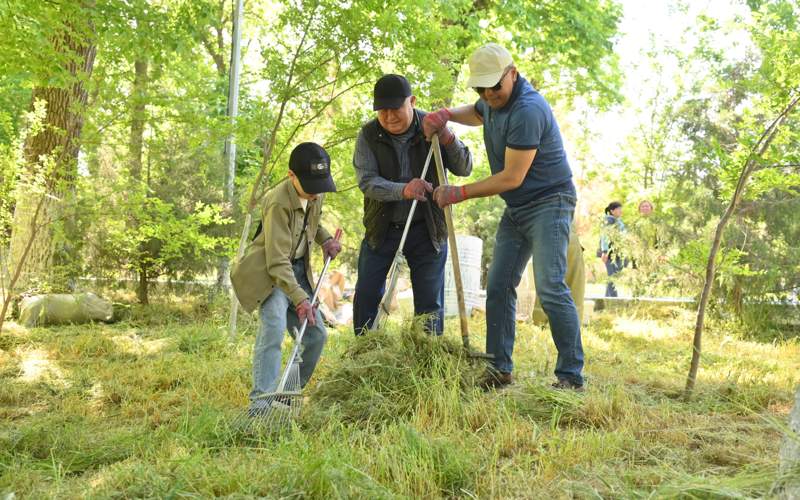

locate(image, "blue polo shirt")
[[475, 76, 574, 207]]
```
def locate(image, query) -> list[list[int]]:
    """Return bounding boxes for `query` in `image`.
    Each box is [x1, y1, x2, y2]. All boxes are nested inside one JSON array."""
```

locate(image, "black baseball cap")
[[373, 74, 412, 110], [289, 142, 337, 194]]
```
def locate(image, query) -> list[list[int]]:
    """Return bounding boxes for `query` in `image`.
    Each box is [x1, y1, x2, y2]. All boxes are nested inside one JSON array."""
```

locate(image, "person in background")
[[533, 225, 586, 326], [635, 199, 661, 251], [599, 201, 626, 298], [638, 199, 653, 217]]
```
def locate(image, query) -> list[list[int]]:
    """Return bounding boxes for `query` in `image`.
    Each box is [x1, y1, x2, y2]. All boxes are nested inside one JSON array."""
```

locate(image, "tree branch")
[[245, 4, 318, 212], [266, 77, 369, 180]]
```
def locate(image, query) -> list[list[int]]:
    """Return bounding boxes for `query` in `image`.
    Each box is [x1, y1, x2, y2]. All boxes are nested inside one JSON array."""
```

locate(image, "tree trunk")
[[8, 23, 97, 293], [129, 58, 151, 304], [130, 59, 148, 181], [137, 264, 149, 305]]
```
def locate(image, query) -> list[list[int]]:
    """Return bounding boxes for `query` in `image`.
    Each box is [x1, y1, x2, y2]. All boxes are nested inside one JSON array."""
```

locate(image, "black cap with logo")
[[289, 142, 337, 194], [373, 74, 412, 110]]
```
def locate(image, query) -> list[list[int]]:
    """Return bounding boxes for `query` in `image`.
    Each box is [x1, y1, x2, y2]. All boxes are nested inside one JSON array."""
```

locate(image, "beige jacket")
[[230, 179, 332, 313]]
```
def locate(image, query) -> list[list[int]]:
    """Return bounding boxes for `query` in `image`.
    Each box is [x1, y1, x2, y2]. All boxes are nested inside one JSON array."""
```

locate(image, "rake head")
[[231, 361, 304, 434]]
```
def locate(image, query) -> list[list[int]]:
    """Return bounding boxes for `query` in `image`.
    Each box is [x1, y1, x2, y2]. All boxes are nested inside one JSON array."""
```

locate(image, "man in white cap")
[[423, 43, 585, 391]]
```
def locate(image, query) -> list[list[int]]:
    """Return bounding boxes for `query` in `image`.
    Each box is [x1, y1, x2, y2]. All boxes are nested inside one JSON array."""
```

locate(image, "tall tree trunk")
[[8, 22, 97, 293], [130, 60, 148, 181], [129, 58, 150, 304]]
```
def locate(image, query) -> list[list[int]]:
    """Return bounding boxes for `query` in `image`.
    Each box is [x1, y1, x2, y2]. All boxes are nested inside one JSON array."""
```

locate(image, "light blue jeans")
[[485, 192, 584, 385], [250, 259, 327, 409]]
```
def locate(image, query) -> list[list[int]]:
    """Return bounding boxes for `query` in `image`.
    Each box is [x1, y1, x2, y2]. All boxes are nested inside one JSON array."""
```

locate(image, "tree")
[[76, 0, 236, 304], [4, 1, 97, 293], [686, 92, 799, 396], [684, 0, 800, 396]]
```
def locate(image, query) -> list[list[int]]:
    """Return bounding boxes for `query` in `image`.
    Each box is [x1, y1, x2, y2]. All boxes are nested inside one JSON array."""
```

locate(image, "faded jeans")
[[250, 259, 327, 409], [485, 193, 584, 386]]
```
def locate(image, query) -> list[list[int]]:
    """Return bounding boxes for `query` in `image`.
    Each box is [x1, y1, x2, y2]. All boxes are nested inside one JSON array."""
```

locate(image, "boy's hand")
[[296, 300, 317, 325]]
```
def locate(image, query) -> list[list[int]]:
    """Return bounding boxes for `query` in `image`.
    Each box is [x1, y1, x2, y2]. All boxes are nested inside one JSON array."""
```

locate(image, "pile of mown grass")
[[304, 319, 483, 428]]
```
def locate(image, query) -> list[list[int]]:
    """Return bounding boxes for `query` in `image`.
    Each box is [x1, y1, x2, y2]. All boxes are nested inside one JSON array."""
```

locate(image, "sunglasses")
[[474, 67, 512, 95]]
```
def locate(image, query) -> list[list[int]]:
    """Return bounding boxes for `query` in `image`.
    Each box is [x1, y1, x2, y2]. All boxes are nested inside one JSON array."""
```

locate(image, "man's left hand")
[[322, 237, 342, 260], [433, 185, 468, 208]]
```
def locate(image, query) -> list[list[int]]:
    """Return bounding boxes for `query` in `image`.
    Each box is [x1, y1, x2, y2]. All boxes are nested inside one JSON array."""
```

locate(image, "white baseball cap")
[[467, 43, 514, 88]]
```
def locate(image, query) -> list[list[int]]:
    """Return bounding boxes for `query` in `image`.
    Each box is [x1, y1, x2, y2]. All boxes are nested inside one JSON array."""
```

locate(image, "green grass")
[[0, 297, 798, 498]]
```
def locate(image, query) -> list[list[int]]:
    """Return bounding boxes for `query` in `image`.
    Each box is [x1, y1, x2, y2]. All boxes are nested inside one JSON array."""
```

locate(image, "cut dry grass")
[[0, 297, 797, 498]]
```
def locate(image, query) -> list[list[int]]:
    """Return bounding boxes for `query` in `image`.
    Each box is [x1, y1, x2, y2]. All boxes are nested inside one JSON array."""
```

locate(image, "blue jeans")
[[250, 259, 327, 409], [486, 193, 584, 385], [353, 221, 447, 335], [605, 256, 626, 297]]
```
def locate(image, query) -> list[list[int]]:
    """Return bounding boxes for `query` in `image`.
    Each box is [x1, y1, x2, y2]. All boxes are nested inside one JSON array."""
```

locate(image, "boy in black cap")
[[351, 74, 473, 335], [231, 142, 340, 412]]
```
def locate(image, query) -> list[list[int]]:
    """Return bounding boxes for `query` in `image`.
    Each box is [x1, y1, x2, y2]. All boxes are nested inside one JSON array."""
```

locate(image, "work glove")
[[402, 178, 433, 202], [322, 237, 342, 260], [422, 108, 455, 145], [433, 185, 468, 208], [296, 299, 317, 326]]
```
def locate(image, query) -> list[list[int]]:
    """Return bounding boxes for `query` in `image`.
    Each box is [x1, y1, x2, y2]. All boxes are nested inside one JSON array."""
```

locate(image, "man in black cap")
[[352, 74, 473, 335], [231, 142, 340, 413]]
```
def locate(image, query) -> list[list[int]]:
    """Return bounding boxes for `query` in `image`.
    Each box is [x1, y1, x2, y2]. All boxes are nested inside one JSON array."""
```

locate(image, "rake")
[[370, 146, 434, 331], [234, 228, 342, 433], [430, 134, 493, 361], [369, 134, 492, 361]]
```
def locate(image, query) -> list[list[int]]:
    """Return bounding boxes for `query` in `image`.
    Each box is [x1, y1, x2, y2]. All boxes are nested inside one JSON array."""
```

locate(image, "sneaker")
[[551, 379, 585, 392], [478, 369, 513, 391]]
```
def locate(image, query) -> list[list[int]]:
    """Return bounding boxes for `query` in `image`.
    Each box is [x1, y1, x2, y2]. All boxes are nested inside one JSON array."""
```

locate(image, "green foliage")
[[596, 0, 800, 324], [78, 177, 233, 282], [0, 0, 625, 299], [492, 0, 624, 108], [0, 0, 96, 84], [0, 101, 53, 291]]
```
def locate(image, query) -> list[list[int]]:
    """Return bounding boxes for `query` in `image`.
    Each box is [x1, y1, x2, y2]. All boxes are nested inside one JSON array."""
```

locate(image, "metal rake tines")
[[232, 393, 303, 434], [231, 362, 304, 433]]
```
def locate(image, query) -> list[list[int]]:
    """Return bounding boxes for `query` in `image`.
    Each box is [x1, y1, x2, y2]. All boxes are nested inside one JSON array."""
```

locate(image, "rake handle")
[[431, 135, 471, 351], [276, 228, 342, 392], [371, 146, 435, 331]]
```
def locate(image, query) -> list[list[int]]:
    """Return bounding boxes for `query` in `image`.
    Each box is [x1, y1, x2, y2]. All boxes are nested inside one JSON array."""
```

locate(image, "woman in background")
[[599, 201, 626, 297]]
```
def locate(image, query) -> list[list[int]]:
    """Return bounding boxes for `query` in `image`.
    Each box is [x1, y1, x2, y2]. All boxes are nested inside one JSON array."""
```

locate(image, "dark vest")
[[361, 110, 449, 250]]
